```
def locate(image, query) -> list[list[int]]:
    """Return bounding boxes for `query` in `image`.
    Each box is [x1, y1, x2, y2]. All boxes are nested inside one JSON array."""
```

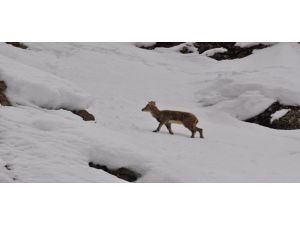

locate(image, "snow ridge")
[[1, 42, 300, 182]]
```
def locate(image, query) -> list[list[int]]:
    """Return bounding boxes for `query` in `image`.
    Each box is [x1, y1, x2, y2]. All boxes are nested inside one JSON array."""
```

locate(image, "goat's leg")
[[183, 121, 196, 138], [190, 129, 196, 138], [153, 122, 164, 132], [197, 127, 204, 138], [165, 123, 174, 135]]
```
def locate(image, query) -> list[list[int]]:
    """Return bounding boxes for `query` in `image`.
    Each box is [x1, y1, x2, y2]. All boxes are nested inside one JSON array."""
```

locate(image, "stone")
[[72, 110, 95, 121], [5, 42, 28, 49], [0, 80, 11, 106], [89, 162, 141, 182], [245, 101, 300, 130]]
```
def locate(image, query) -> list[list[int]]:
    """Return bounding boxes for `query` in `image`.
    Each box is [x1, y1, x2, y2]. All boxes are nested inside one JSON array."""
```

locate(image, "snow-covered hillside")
[[1, 42, 300, 182]]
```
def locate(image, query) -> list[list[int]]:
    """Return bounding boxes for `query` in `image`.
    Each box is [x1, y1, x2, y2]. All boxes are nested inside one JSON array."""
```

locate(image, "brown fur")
[[142, 101, 204, 138]]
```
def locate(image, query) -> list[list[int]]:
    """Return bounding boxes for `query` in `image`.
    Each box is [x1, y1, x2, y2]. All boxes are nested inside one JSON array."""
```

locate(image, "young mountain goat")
[[142, 101, 204, 138]]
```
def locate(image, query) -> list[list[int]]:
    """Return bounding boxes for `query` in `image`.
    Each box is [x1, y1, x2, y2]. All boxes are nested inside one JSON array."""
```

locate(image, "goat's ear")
[[149, 101, 156, 105]]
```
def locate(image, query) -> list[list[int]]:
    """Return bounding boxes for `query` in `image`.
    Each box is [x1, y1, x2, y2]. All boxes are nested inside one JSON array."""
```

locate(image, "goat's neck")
[[150, 106, 160, 119]]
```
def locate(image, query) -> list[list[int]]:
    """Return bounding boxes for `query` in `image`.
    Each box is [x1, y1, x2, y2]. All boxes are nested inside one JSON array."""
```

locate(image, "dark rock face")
[[209, 43, 270, 60], [180, 45, 194, 54], [139, 42, 183, 50], [0, 80, 7, 92], [89, 162, 141, 182], [5, 42, 28, 49], [0, 80, 8, 92], [193, 42, 236, 54], [245, 101, 300, 130], [137, 42, 271, 60], [72, 110, 95, 121], [0, 80, 11, 106], [193, 42, 270, 60]]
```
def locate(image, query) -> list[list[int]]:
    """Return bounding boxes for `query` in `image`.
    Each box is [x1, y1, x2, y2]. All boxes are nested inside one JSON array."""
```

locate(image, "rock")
[[89, 162, 141, 182], [138, 42, 183, 50], [72, 110, 95, 121], [209, 43, 269, 60], [88, 162, 109, 171], [0, 80, 11, 106], [5, 42, 28, 49], [272, 110, 300, 129], [180, 46, 194, 54], [193, 42, 236, 54], [0, 93, 11, 106], [245, 101, 300, 130], [193, 42, 270, 60], [4, 164, 12, 170], [112, 167, 140, 182], [0, 80, 7, 92], [138, 42, 271, 60]]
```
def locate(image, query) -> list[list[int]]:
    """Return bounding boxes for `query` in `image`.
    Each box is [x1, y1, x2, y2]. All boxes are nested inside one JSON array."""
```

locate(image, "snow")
[[151, 42, 198, 55], [0, 54, 92, 110], [271, 109, 290, 123], [1, 42, 300, 182], [135, 42, 156, 48], [201, 47, 227, 57], [235, 42, 273, 48]]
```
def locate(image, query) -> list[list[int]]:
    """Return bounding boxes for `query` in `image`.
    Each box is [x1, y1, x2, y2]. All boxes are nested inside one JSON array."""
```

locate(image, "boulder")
[[5, 42, 28, 49], [138, 42, 183, 49], [138, 42, 271, 60], [72, 110, 95, 121], [245, 101, 300, 130], [0, 81, 11, 106], [89, 162, 141, 182]]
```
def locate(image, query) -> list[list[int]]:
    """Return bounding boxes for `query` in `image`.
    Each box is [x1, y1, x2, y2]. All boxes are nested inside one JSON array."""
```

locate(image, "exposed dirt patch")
[[0, 80, 11, 106], [245, 101, 300, 130], [89, 162, 141, 182], [72, 110, 95, 121], [5, 42, 28, 49]]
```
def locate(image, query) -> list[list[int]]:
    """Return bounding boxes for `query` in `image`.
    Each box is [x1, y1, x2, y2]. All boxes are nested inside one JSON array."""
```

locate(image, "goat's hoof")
[[170, 132, 174, 135], [191, 136, 195, 138], [153, 130, 158, 133]]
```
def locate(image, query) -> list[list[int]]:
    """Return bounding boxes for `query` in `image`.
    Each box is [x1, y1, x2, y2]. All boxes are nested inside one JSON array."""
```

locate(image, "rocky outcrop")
[[245, 101, 300, 130], [180, 45, 195, 54], [89, 162, 141, 182], [205, 43, 270, 60], [137, 42, 271, 60], [139, 42, 184, 50], [5, 42, 28, 49], [0, 80, 11, 106], [193, 42, 235, 54], [72, 110, 95, 121]]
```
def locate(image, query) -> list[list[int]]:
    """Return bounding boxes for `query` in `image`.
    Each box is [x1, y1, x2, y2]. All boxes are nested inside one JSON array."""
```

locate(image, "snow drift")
[[0, 54, 92, 110], [1, 42, 300, 183]]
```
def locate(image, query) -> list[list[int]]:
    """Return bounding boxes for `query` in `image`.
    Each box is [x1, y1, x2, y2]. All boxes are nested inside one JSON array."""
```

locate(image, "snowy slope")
[[1, 42, 300, 182]]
